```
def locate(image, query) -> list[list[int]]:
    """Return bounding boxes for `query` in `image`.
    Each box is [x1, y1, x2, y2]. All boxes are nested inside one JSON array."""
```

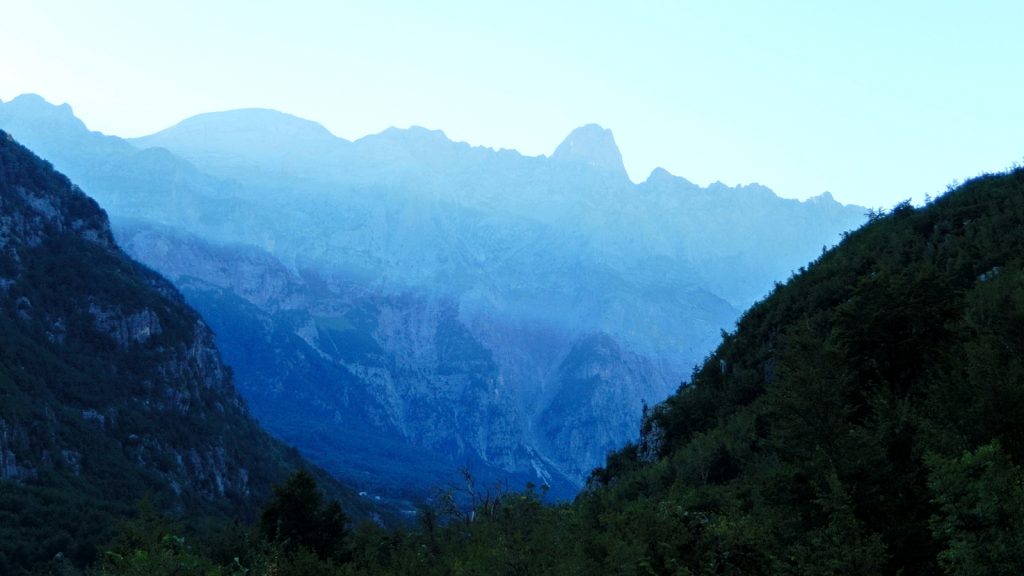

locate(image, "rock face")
[[536, 333, 663, 481], [0, 417, 34, 482], [0, 129, 249, 497], [0, 131, 362, 572], [116, 222, 580, 497], [551, 123, 629, 178], [0, 95, 868, 499]]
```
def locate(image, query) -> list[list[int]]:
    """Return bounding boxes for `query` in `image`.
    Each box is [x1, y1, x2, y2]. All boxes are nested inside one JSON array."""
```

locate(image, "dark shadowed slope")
[[0, 131, 367, 575], [581, 168, 1024, 575]]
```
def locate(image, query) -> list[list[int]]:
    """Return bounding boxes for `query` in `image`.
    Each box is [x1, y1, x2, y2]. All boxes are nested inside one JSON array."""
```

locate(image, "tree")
[[99, 498, 218, 576], [259, 470, 349, 561], [928, 442, 1024, 575]]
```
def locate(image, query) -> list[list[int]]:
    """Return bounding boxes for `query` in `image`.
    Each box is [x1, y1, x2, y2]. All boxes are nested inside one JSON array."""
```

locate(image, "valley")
[[0, 94, 867, 500]]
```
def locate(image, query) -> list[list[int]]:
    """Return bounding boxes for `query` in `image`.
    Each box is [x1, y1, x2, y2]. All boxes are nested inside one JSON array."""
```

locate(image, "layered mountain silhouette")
[[0, 94, 867, 499]]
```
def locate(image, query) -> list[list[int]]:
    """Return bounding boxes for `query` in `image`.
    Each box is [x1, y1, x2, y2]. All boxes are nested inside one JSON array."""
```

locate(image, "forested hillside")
[[574, 168, 1024, 575], [0, 131, 369, 575]]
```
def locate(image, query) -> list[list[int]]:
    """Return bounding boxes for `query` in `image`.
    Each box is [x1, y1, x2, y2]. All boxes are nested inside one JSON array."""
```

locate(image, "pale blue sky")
[[1, 1, 1021, 207]]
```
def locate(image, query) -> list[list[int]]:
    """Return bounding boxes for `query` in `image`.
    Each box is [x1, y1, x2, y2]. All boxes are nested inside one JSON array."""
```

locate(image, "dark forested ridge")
[[576, 168, 1024, 575], [0, 131, 370, 575]]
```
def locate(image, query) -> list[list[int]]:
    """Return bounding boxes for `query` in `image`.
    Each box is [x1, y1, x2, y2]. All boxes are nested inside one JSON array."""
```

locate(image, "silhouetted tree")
[[259, 470, 349, 561]]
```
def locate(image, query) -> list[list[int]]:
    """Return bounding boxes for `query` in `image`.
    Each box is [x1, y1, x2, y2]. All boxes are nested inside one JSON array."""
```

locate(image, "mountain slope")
[[578, 168, 1024, 575], [113, 220, 580, 498], [0, 131, 365, 575]]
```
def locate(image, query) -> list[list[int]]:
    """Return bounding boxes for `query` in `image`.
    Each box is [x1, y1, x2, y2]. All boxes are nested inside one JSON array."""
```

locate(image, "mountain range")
[[0, 94, 867, 499]]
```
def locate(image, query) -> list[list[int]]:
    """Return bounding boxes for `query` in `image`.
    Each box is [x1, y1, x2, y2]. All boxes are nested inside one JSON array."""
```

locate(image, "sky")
[[1, 0, 1022, 208]]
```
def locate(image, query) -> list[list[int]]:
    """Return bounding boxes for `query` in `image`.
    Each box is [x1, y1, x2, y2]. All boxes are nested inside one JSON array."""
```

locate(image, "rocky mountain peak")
[[5, 93, 74, 116], [378, 125, 451, 143], [551, 123, 628, 178], [0, 94, 88, 132], [642, 167, 698, 191], [0, 130, 114, 251], [807, 190, 838, 205], [355, 125, 458, 153]]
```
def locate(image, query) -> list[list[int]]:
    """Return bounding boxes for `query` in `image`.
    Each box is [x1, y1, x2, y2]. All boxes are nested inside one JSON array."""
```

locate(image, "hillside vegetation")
[[574, 168, 1024, 575]]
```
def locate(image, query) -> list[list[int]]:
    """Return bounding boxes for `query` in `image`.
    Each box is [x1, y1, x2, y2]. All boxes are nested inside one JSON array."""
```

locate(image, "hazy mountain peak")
[[552, 123, 627, 177], [6, 93, 70, 113], [647, 166, 673, 181], [642, 167, 697, 190], [397, 124, 447, 138], [352, 125, 467, 167], [144, 108, 344, 145], [368, 125, 454, 146], [0, 93, 85, 130], [807, 190, 838, 204], [706, 180, 774, 196], [130, 108, 349, 176]]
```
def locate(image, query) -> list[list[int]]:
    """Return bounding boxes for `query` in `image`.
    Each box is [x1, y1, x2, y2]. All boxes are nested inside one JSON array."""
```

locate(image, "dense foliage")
[[578, 169, 1024, 575]]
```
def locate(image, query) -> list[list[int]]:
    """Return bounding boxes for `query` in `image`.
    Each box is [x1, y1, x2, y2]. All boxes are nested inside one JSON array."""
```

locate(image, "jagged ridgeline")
[[0, 131, 365, 574], [581, 169, 1024, 575]]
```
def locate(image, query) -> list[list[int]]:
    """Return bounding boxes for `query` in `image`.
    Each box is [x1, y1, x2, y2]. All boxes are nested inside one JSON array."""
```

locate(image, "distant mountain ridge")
[[0, 93, 867, 499]]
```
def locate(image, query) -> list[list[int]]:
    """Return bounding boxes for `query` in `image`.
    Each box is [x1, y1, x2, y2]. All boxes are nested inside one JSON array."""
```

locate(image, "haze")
[[1, 0, 1021, 207]]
